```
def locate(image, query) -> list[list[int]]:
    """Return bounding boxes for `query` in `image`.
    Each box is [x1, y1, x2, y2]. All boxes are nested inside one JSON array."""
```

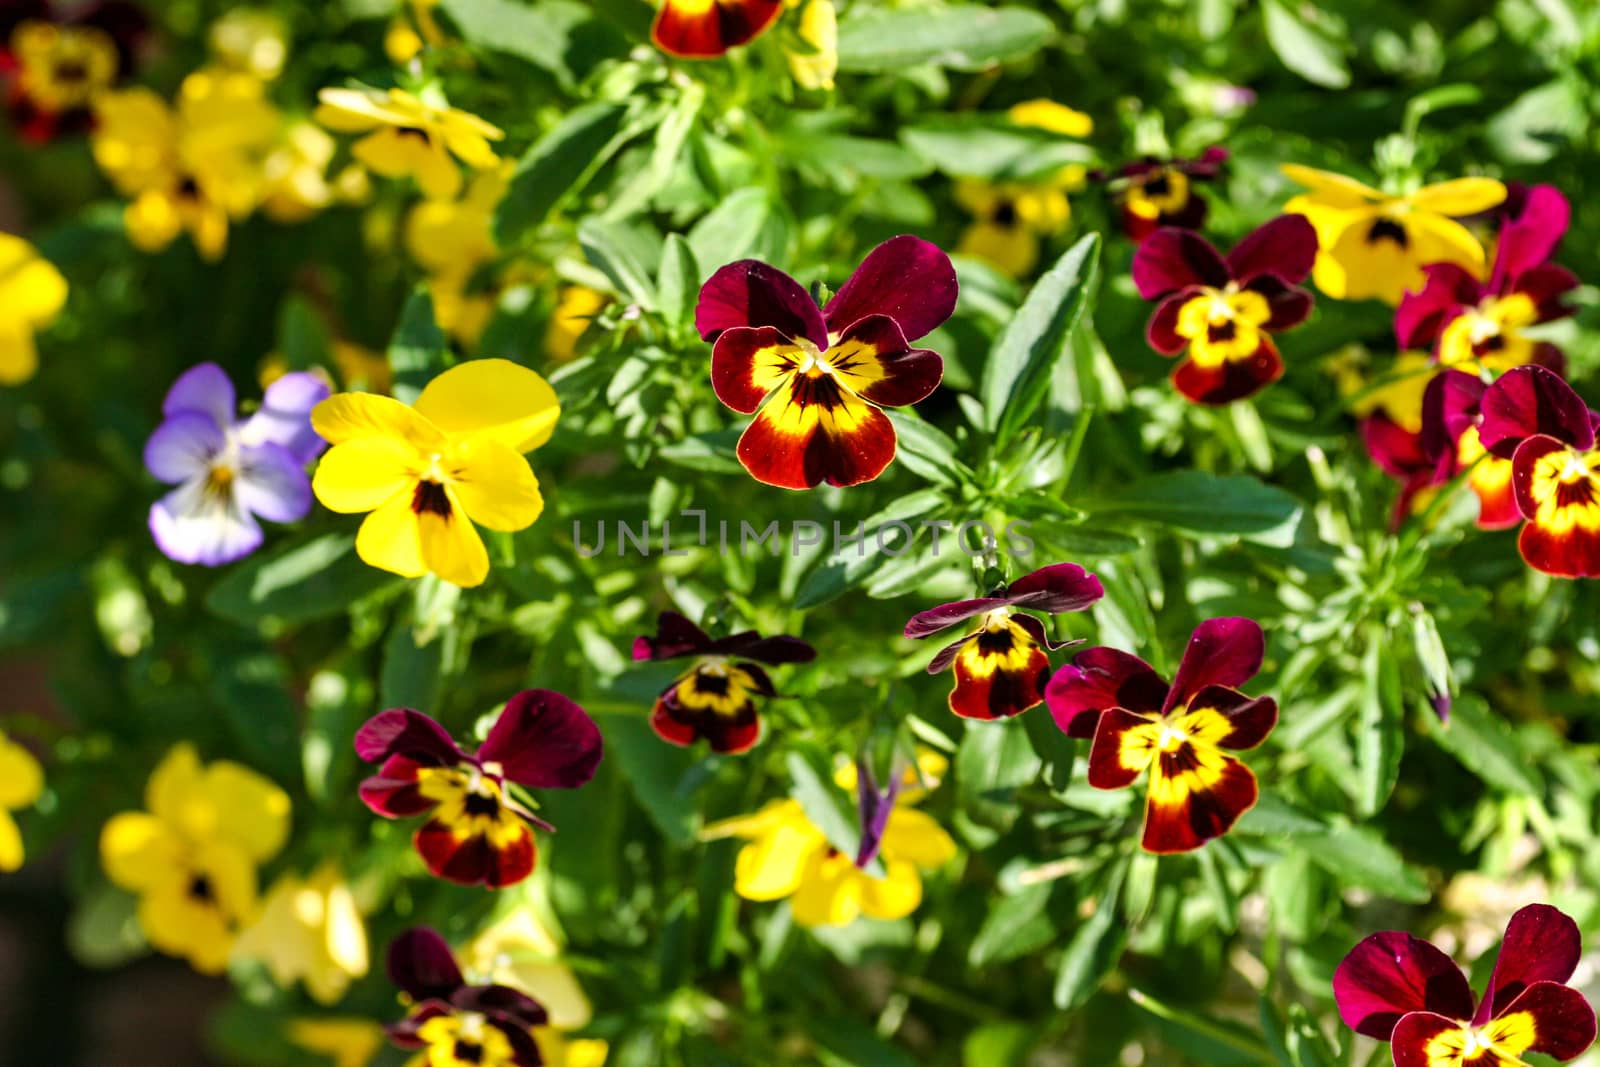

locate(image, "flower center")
[[1156, 722, 1190, 753], [796, 337, 836, 378], [12, 21, 118, 111], [1174, 283, 1271, 368]]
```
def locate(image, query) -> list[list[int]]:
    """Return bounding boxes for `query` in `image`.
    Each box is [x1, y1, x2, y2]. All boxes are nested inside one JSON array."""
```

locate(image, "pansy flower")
[[1334, 903, 1596, 1067], [145, 362, 328, 567], [1396, 185, 1576, 377], [904, 561, 1104, 720], [698, 235, 957, 490], [1475, 366, 1600, 578], [231, 862, 369, 1006], [1098, 146, 1227, 242], [1133, 215, 1317, 405], [315, 86, 502, 201], [1046, 617, 1277, 853], [704, 751, 956, 927], [652, 0, 783, 59], [0, 230, 67, 385], [310, 359, 559, 588], [0, 0, 145, 143], [633, 610, 815, 755], [1418, 370, 1519, 529], [0, 730, 42, 872], [1282, 164, 1506, 305], [385, 927, 549, 1067], [354, 690, 603, 888]]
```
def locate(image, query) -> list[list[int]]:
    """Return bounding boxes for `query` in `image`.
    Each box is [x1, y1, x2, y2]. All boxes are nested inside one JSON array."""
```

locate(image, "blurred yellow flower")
[[315, 87, 502, 201], [1335, 349, 1434, 433], [99, 743, 291, 973], [310, 359, 559, 587], [92, 70, 283, 260], [1282, 164, 1506, 305], [386, 0, 446, 65], [233, 862, 370, 1005], [12, 20, 118, 113], [0, 731, 43, 871], [287, 1017, 386, 1067], [545, 286, 607, 363], [955, 100, 1092, 277], [705, 752, 957, 927], [209, 8, 289, 82], [466, 910, 610, 1067], [0, 233, 68, 385], [404, 165, 506, 277], [785, 0, 838, 91], [262, 120, 339, 223]]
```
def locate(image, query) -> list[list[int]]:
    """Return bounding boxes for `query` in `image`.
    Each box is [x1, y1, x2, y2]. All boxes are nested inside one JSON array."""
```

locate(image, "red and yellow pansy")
[[698, 235, 957, 490], [904, 562, 1104, 720], [1047, 617, 1276, 853], [1334, 904, 1596, 1067], [651, 0, 782, 59], [0, 0, 145, 143], [354, 690, 603, 888], [633, 610, 815, 755], [1098, 147, 1227, 242], [385, 927, 549, 1067], [1133, 215, 1317, 405]]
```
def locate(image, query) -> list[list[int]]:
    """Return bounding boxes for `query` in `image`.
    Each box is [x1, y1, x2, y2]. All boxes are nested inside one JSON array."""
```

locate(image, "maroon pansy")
[[904, 561, 1103, 720], [696, 235, 957, 490], [1133, 215, 1317, 404], [385, 927, 549, 1066], [633, 610, 814, 755], [1097, 146, 1228, 241], [0, 0, 146, 144], [1334, 904, 1596, 1067], [1417, 370, 1521, 531], [354, 691, 603, 888]]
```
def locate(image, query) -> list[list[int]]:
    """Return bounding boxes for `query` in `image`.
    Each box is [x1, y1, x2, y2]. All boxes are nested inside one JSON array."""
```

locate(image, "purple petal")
[[904, 596, 1013, 640], [1491, 185, 1570, 292], [478, 689, 603, 790], [234, 443, 312, 524], [1004, 562, 1104, 615], [148, 479, 263, 566], [1479, 365, 1594, 458], [162, 362, 237, 424], [853, 758, 902, 869], [1225, 215, 1317, 286], [1332, 930, 1475, 1040], [1163, 617, 1265, 715], [822, 235, 959, 342], [696, 260, 828, 349], [1045, 646, 1168, 738], [1475, 904, 1583, 1024], [353, 708, 465, 766], [386, 928, 464, 1002], [925, 631, 974, 675], [240, 372, 330, 464], [144, 411, 224, 484], [1132, 228, 1230, 299], [633, 610, 713, 661], [1420, 370, 1482, 471]]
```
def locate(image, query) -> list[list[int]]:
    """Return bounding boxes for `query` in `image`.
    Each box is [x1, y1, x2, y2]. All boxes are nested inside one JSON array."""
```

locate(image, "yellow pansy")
[[465, 910, 610, 1067], [315, 87, 502, 201], [545, 286, 607, 363], [232, 862, 370, 1005], [705, 753, 957, 928], [1282, 164, 1507, 305], [99, 744, 291, 973], [287, 1018, 387, 1067], [0, 731, 44, 871], [404, 164, 507, 277], [310, 359, 559, 588], [1336, 349, 1435, 433], [209, 8, 290, 81], [262, 121, 340, 223], [955, 100, 1092, 277], [0, 233, 68, 385], [785, 0, 838, 91]]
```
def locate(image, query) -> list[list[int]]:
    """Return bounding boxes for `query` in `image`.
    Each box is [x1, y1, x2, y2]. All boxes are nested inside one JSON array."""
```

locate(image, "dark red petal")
[[453, 985, 550, 1030], [1395, 263, 1480, 351], [1517, 510, 1600, 579], [1005, 561, 1106, 615], [652, 0, 784, 60], [1171, 339, 1283, 405], [711, 634, 816, 664], [414, 820, 537, 888], [1363, 413, 1433, 484], [696, 258, 826, 346], [358, 755, 436, 818], [905, 596, 1014, 640], [1333, 933, 1474, 1040], [1164, 617, 1265, 715], [1420, 370, 1482, 470], [1480, 365, 1595, 456], [386, 927, 464, 1002], [710, 327, 801, 413], [650, 692, 762, 754], [479, 689, 603, 790], [1491, 184, 1570, 292], [1517, 262, 1580, 322], [733, 662, 775, 697], [1045, 647, 1168, 738], [823, 235, 958, 342], [649, 696, 698, 748], [703, 710, 762, 755], [926, 632, 976, 675], [385, 1002, 448, 1048], [1225, 215, 1317, 286], [1086, 707, 1155, 789], [1147, 292, 1195, 355], [1140, 752, 1256, 854], [949, 647, 1050, 720], [1188, 686, 1277, 750], [1477, 904, 1584, 1023], [1494, 981, 1597, 1059], [1132, 227, 1230, 299], [632, 610, 712, 661], [1511, 434, 1569, 521], [1243, 275, 1314, 332], [1390, 1012, 1464, 1067], [1184, 146, 1229, 176], [736, 390, 897, 490], [829, 315, 944, 407], [354, 708, 464, 766]]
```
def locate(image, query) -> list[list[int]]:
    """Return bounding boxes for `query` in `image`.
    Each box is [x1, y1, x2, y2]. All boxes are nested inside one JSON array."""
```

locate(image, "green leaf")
[[1303, 826, 1429, 902], [276, 294, 330, 373], [656, 233, 700, 330], [1089, 471, 1302, 544], [1053, 862, 1128, 1009], [884, 410, 973, 487], [792, 488, 947, 610], [1235, 792, 1328, 836], [206, 534, 401, 627], [579, 217, 659, 307], [439, 0, 600, 84], [1261, 0, 1351, 89], [963, 1023, 1035, 1067], [495, 102, 630, 246], [1355, 632, 1403, 817], [957, 722, 1042, 828], [902, 117, 1093, 182], [686, 188, 788, 281], [596, 711, 699, 844], [657, 430, 744, 474], [981, 234, 1101, 447], [969, 882, 1056, 966], [1429, 695, 1541, 795], [388, 288, 449, 404], [380, 618, 443, 712], [1486, 78, 1586, 166], [837, 5, 1055, 72]]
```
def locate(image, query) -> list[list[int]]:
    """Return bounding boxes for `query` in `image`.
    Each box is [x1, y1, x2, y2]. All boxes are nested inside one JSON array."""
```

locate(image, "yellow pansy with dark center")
[[1437, 293, 1538, 371], [1173, 283, 1272, 369], [1126, 166, 1188, 221], [12, 20, 118, 112], [418, 1012, 519, 1067], [415, 765, 530, 853], [314, 87, 503, 201], [1420, 1015, 1536, 1066]]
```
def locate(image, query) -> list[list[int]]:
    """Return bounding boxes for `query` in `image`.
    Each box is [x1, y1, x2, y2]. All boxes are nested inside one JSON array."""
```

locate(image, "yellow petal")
[[314, 88, 406, 131], [314, 438, 419, 514], [146, 743, 204, 820], [0, 236, 68, 326], [288, 1018, 387, 1067], [355, 493, 428, 579], [413, 359, 561, 453], [879, 808, 957, 869], [1405, 212, 1489, 275], [0, 735, 43, 809], [786, 0, 838, 91], [417, 502, 489, 588], [790, 852, 862, 927], [1406, 178, 1506, 217], [733, 819, 823, 901], [1007, 99, 1093, 137], [100, 812, 185, 891], [124, 191, 183, 253], [445, 437, 544, 532], [953, 179, 1000, 216], [958, 221, 1039, 278], [312, 392, 444, 450], [0, 812, 22, 872], [703, 799, 804, 841], [200, 761, 292, 862], [1280, 163, 1387, 206], [0, 327, 38, 385], [352, 127, 462, 201], [859, 859, 923, 920]]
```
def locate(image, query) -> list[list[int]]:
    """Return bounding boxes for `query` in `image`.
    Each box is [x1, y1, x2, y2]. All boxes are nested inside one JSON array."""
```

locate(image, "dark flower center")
[[976, 627, 1015, 654], [412, 479, 452, 517], [992, 199, 1018, 226], [188, 875, 216, 903], [694, 670, 731, 696], [463, 790, 501, 817], [396, 126, 432, 143], [453, 1040, 484, 1064], [1367, 218, 1408, 248], [1209, 321, 1238, 342], [177, 176, 201, 200], [54, 59, 88, 82], [1144, 173, 1171, 197]]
